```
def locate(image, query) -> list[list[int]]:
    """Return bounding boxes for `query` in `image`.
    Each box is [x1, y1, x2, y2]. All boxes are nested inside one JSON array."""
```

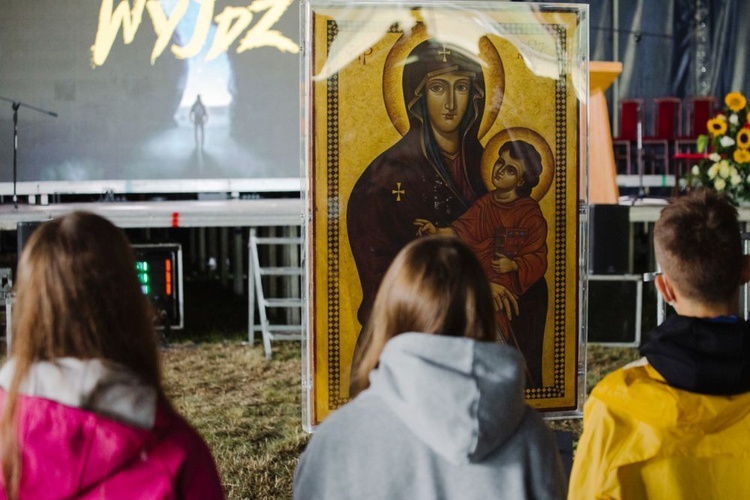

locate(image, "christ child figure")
[[414, 139, 548, 386]]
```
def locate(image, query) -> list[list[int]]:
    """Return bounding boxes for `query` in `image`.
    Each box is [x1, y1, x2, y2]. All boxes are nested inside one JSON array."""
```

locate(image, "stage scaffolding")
[[0, 197, 304, 345]]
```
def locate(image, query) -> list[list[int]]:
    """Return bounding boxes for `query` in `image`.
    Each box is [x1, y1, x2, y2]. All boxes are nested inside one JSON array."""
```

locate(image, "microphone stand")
[[636, 93, 646, 199], [633, 32, 647, 200], [627, 31, 648, 204], [0, 96, 58, 208]]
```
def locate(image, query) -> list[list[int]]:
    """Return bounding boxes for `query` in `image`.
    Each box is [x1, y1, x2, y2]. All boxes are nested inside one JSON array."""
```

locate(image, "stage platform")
[[2, 196, 749, 229], [0, 197, 747, 231], [0, 198, 304, 230]]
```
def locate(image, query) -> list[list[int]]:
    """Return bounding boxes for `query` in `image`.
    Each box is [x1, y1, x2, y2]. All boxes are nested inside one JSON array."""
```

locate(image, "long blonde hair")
[[349, 236, 496, 397], [0, 211, 162, 497]]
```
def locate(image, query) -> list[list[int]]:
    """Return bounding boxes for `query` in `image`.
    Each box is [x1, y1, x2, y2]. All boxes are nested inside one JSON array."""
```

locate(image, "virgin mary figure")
[[347, 36, 501, 341]]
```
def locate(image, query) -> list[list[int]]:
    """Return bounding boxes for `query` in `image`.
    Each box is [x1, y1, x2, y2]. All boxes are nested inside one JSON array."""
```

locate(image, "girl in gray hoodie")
[[294, 236, 565, 499]]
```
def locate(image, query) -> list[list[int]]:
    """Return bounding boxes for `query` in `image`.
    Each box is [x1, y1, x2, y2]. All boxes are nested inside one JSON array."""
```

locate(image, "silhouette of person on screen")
[[190, 95, 208, 150]]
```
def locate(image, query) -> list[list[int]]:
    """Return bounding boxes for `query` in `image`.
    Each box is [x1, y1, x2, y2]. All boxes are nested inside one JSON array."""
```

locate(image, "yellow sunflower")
[[708, 116, 727, 137], [725, 91, 747, 112], [734, 148, 750, 163], [738, 128, 750, 149]]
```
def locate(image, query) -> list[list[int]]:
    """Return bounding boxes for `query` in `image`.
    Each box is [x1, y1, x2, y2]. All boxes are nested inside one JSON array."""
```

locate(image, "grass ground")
[[162, 341, 306, 499]]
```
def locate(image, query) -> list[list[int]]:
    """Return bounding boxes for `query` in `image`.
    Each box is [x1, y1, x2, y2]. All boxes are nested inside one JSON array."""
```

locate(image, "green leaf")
[[696, 134, 709, 153]]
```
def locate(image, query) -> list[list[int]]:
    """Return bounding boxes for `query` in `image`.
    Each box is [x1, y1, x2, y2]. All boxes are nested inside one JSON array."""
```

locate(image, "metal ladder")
[[248, 227, 303, 359]]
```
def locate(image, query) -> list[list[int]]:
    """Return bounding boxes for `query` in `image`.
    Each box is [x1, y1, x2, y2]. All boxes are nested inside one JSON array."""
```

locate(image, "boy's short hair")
[[654, 188, 742, 305], [498, 140, 542, 197]]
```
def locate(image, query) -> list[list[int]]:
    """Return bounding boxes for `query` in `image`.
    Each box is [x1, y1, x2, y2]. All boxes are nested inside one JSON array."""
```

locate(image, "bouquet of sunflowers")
[[685, 91, 750, 204]]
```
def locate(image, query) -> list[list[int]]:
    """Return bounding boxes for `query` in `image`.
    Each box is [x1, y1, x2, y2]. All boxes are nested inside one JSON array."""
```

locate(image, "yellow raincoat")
[[568, 358, 750, 499]]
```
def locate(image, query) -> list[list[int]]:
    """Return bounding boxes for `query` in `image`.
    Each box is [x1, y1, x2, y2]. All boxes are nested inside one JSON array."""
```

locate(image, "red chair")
[[675, 96, 716, 153], [673, 96, 716, 186], [613, 99, 643, 175], [643, 97, 682, 175]]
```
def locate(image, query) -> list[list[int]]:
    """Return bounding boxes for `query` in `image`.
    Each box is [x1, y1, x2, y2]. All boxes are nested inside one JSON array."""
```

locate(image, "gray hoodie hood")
[[367, 333, 527, 465]]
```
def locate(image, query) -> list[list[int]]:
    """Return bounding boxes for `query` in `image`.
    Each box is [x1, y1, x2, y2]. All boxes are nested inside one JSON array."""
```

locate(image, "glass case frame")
[[301, 0, 590, 430]]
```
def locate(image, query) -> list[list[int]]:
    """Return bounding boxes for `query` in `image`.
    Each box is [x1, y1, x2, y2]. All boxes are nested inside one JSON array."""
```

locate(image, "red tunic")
[[452, 193, 548, 386], [452, 193, 547, 295]]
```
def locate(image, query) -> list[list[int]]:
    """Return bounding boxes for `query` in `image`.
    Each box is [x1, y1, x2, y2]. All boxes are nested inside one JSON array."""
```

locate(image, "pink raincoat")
[[0, 358, 223, 499]]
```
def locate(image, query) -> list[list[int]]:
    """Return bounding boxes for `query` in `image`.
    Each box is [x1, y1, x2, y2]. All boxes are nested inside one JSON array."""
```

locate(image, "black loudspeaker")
[[589, 204, 630, 274], [587, 279, 640, 344]]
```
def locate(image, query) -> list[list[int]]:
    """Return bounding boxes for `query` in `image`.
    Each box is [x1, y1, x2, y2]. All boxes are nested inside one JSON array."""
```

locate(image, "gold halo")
[[481, 128, 555, 201], [382, 26, 504, 140]]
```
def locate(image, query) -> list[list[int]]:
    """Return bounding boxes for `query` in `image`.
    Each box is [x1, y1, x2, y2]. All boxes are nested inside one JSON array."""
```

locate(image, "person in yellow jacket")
[[569, 188, 750, 499]]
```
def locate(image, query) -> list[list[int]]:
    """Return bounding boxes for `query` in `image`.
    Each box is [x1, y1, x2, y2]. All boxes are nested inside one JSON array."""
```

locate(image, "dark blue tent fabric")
[[516, 0, 749, 134]]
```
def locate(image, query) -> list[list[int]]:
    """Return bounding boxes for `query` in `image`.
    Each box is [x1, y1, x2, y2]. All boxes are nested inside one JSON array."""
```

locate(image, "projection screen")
[[0, 0, 301, 193]]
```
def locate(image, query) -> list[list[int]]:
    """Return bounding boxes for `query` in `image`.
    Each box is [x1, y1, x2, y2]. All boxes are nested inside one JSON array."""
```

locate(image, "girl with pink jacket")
[[0, 211, 223, 499]]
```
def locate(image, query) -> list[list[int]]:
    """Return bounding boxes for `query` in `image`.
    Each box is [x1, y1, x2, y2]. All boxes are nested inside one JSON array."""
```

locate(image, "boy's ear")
[[741, 255, 750, 285], [655, 273, 676, 304]]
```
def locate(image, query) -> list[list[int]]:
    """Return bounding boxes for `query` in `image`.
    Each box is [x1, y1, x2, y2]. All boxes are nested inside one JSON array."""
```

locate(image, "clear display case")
[[301, 0, 589, 429]]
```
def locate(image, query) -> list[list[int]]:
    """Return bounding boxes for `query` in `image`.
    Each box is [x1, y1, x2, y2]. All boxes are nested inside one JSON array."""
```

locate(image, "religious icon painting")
[[302, 0, 589, 427]]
